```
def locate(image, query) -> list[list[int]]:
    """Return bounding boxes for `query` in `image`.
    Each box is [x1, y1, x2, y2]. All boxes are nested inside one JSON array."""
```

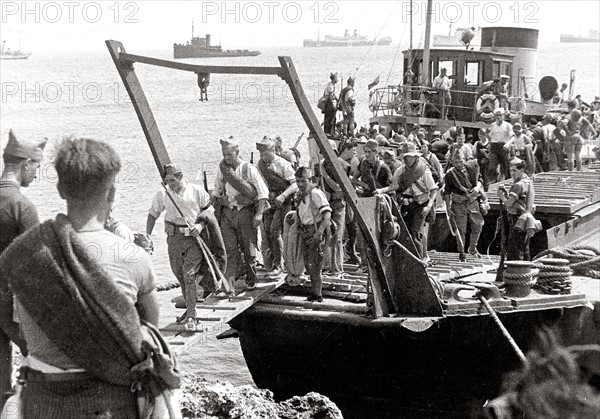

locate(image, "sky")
[[0, 1, 599, 52]]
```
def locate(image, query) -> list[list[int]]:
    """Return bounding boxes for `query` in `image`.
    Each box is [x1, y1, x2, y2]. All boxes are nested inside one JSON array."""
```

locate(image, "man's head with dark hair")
[[55, 137, 121, 201]]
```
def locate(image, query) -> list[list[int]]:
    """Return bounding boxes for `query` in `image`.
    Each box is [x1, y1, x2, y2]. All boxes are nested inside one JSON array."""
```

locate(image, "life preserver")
[[476, 94, 499, 122]]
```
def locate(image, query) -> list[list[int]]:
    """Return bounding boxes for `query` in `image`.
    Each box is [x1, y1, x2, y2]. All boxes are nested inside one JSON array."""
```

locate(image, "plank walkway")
[[160, 274, 284, 354]]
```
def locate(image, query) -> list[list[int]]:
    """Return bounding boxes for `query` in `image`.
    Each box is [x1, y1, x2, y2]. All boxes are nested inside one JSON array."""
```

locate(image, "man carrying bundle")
[[256, 137, 297, 276], [290, 166, 332, 302], [1, 137, 180, 417], [213, 138, 269, 290]]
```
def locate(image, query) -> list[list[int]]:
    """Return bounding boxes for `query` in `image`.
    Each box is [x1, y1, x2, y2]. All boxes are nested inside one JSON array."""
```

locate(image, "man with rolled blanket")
[[0, 129, 46, 410], [0, 137, 181, 417], [147, 163, 225, 320], [291, 166, 332, 302]]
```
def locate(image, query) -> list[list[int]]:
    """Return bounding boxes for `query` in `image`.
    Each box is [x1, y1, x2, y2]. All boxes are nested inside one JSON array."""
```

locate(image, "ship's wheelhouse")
[[370, 49, 517, 130]]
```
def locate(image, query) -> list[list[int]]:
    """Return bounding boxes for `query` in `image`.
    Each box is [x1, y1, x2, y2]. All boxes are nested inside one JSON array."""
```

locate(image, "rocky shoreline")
[[9, 351, 342, 419], [181, 374, 343, 419]]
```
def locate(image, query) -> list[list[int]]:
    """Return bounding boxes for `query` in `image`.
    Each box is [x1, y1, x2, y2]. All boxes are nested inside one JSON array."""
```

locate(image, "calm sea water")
[[1, 42, 598, 386]]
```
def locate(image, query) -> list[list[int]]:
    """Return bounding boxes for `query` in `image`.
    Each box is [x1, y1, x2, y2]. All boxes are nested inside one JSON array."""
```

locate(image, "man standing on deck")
[[433, 68, 452, 120], [322, 72, 339, 136], [481, 108, 512, 185], [443, 153, 485, 261], [498, 158, 536, 261], [0, 130, 46, 409], [256, 137, 297, 276], [293, 166, 332, 302], [339, 77, 356, 137], [560, 108, 597, 171], [147, 164, 225, 320], [213, 138, 269, 290], [376, 143, 438, 263]]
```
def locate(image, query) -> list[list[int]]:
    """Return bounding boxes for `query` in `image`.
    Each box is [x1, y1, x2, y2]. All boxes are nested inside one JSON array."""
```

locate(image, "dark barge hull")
[[230, 301, 595, 419]]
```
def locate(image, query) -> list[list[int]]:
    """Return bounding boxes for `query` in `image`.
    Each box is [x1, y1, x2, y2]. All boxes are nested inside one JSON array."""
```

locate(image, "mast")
[[192, 18, 195, 39], [421, 0, 433, 86], [405, 0, 413, 88]]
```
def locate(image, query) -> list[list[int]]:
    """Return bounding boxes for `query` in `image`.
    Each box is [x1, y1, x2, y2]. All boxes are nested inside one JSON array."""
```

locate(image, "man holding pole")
[[147, 164, 226, 321]]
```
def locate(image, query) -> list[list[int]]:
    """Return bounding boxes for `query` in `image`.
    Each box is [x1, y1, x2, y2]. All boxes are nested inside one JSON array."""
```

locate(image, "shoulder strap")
[[450, 168, 470, 194]]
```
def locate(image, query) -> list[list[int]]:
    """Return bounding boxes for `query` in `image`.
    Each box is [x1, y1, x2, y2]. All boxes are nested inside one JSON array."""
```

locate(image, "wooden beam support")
[[105, 40, 171, 174], [120, 51, 283, 77]]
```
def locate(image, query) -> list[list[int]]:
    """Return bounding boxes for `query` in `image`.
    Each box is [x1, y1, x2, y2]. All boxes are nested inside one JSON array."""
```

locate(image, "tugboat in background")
[[0, 41, 31, 60], [173, 21, 260, 59]]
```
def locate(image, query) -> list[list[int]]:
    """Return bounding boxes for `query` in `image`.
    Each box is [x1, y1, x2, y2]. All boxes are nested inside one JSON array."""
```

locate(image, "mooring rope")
[[534, 245, 600, 280]]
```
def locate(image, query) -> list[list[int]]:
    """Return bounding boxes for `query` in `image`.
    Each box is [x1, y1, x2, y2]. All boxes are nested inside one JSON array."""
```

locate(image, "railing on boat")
[[370, 85, 526, 123]]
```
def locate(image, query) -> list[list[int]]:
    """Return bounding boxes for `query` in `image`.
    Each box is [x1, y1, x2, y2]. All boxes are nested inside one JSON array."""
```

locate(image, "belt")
[[23, 366, 93, 382], [223, 204, 252, 211], [165, 222, 190, 236]]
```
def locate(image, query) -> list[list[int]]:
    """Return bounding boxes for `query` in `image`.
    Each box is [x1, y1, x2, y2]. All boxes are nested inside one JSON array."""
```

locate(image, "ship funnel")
[[538, 76, 558, 102], [480, 27, 539, 100]]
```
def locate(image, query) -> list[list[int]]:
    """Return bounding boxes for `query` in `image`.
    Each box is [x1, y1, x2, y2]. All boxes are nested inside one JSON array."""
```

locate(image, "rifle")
[[568, 69, 576, 100], [161, 182, 231, 294], [521, 75, 529, 99], [292, 132, 305, 149]]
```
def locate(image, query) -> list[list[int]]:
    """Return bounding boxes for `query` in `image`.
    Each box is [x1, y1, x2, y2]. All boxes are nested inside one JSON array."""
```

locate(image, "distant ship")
[[560, 30, 599, 43], [0, 41, 31, 60], [174, 24, 260, 59], [434, 27, 481, 49], [303, 29, 391, 47]]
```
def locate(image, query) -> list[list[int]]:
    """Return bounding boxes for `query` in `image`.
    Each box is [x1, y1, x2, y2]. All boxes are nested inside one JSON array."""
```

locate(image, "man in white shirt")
[[147, 163, 224, 319], [432, 68, 452, 119], [481, 108, 512, 184]]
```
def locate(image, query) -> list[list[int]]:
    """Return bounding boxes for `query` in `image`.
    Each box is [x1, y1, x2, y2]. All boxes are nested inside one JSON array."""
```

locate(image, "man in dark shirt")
[[443, 154, 484, 261], [0, 129, 46, 409], [352, 139, 391, 197]]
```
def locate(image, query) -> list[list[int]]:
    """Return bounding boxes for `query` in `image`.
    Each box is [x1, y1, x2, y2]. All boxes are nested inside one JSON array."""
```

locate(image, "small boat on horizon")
[[304, 29, 392, 47], [0, 40, 31, 60], [173, 22, 260, 59]]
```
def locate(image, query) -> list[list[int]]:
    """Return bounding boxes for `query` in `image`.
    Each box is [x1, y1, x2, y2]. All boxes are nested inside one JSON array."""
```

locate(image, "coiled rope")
[[503, 269, 539, 288], [534, 245, 600, 279]]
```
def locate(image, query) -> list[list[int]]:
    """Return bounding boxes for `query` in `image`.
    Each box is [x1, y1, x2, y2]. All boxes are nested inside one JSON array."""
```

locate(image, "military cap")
[[220, 137, 239, 151], [162, 163, 182, 178], [3, 129, 47, 161], [256, 136, 276, 151]]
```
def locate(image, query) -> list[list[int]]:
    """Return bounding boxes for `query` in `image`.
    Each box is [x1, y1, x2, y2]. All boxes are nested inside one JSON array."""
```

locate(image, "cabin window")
[[434, 60, 455, 84], [465, 61, 482, 86]]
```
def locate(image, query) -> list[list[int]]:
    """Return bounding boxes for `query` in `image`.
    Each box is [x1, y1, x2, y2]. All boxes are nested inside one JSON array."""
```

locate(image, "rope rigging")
[[352, 1, 400, 78]]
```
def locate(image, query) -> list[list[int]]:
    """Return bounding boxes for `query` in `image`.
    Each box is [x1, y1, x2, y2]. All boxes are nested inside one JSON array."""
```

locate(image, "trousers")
[[221, 206, 258, 286], [451, 199, 484, 254]]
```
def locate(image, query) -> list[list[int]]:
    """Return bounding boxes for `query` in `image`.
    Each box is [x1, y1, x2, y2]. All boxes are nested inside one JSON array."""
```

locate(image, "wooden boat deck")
[[487, 169, 600, 215], [157, 253, 501, 353]]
